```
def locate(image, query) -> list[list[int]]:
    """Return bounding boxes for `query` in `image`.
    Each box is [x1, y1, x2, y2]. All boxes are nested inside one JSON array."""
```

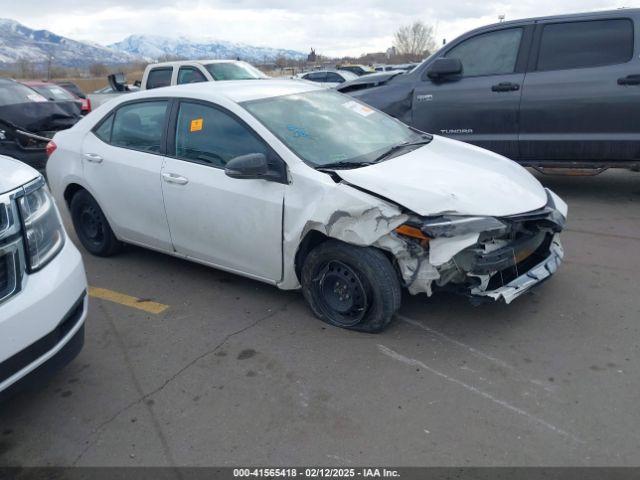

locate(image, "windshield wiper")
[[317, 160, 377, 171], [372, 138, 432, 163], [317, 136, 432, 171]]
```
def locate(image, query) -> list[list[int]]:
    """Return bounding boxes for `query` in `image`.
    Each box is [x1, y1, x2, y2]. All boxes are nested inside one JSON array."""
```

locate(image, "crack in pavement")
[[72, 298, 294, 467]]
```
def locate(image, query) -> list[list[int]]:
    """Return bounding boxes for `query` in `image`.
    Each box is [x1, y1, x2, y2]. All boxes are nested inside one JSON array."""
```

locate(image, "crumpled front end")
[[382, 189, 567, 303]]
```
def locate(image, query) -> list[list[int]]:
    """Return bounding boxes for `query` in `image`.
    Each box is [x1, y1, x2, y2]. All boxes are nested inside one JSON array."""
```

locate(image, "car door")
[[161, 100, 286, 282], [519, 16, 638, 164], [82, 99, 173, 250], [412, 26, 531, 159]]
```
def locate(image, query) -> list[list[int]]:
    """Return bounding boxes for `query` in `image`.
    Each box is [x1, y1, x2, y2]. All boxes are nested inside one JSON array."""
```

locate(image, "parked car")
[[295, 69, 358, 87], [21, 81, 90, 115], [339, 9, 640, 171], [0, 154, 87, 401], [47, 80, 566, 333], [54, 81, 86, 100], [336, 64, 376, 76], [53, 81, 92, 115], [0, 78, 82, 171]]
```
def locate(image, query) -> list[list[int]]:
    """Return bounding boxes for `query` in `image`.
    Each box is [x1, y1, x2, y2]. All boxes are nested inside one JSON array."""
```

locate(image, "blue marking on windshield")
[[286, 124, 310, 138]]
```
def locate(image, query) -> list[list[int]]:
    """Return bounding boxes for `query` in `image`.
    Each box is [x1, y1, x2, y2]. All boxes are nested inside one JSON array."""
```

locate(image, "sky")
[[3, 0, 634, 57]]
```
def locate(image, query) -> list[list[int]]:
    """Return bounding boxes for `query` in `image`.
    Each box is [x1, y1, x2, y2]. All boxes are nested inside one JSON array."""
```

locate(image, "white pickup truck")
[[88, 60, 268, 108]]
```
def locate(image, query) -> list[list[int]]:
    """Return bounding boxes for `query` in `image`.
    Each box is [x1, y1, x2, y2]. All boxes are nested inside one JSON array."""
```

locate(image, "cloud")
[[6, 0, 628, 56]]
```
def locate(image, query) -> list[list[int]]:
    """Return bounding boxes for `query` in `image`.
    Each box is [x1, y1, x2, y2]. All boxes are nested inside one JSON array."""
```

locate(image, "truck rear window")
[[146, 68, 173, 89], [537, 18, 634, 71]]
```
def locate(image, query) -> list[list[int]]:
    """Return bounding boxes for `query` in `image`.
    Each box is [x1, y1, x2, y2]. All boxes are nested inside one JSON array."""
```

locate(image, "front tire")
[[301, 240, 401, 333], [70, 190, 122, 257]]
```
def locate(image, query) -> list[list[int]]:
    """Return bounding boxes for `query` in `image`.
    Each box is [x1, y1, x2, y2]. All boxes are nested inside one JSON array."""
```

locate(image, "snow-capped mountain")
[[109, 34, 306, 63], [0, 18, 306, 68], [0, 18, 134, 66]]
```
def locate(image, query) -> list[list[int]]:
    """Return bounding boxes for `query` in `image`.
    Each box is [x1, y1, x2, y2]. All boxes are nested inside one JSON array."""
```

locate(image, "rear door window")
[[111, 101, 168, 153], [94, 114, 114, 143], [536, 19, 634, 71], [177, 67, 207, 85], [446, 28, 523, 77], [146, 68, 173, 89], [326, 72, 345, 83], [304, 72, 327, 82]]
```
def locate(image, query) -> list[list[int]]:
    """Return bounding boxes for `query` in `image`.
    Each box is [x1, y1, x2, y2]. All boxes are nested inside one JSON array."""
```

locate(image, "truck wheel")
[[70, 190, 122, 257], [301, 240, 401, 333]]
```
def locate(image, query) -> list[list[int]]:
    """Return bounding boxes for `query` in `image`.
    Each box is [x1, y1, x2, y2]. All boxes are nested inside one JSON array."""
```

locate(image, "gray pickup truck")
[[339, 9, 640, 171]]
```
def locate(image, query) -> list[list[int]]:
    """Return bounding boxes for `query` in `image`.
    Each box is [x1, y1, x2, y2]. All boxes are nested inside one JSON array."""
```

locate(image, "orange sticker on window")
[[190, 118, 203, 132]]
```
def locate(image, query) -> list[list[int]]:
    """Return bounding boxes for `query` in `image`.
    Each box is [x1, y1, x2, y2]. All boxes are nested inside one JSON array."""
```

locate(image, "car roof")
[[302, 69, 353, 75], [474, 7, 639, 31], [119, 79, 324, 104], [148, 59, 249, 68]]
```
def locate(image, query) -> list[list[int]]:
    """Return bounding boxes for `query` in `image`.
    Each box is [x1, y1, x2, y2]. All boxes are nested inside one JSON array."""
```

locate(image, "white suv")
[[0, 154, 87, 399]]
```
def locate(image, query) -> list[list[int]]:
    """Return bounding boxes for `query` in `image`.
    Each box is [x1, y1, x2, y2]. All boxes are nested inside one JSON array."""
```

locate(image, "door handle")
[[83, 153, 103, 163], [618, 74, 640, 85], [162, 172, 189, 185], [491, 82, 520, 92]]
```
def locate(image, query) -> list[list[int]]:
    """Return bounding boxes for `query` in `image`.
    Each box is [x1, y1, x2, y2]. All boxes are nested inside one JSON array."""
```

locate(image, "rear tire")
[[70, 190, 122, 257], [301, 240, 401, 333]]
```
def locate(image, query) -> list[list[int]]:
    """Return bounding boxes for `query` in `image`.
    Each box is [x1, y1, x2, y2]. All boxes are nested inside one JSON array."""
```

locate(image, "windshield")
[[32, 85, 76, 101], [243, 90, 424, 167], [205, 62, 267, 81], [0, 81, 48, 106]]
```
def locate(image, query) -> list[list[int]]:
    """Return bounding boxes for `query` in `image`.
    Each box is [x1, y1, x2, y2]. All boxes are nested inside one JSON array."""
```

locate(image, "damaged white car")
[[46, 80, 567, 332]]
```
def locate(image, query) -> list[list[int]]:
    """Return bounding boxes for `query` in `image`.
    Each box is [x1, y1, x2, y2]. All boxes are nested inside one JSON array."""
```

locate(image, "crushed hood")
[[336, 135, 547, 217], [0, 101, 81, 133]]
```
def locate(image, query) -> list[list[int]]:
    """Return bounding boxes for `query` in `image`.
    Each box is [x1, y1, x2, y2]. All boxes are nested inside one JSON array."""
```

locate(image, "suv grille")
[[0, 192, 25, 304], [0, 255, 7, 292]]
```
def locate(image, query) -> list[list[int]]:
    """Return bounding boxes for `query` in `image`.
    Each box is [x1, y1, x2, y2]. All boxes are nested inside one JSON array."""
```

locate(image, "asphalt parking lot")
[[1, 170, 639, 467]]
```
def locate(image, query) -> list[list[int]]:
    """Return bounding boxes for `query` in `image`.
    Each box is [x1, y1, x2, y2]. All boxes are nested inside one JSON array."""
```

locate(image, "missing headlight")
[[420, 216, 508, 238]]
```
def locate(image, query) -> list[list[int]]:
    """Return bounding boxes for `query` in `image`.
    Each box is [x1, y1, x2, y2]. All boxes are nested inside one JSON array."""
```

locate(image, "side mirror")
[[426, 58, 463, 80], [225, 153, 268, 180]]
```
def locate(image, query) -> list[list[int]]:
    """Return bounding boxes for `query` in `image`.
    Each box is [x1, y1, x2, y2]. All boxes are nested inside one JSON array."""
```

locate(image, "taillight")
[[46, 140, 57, 157], [82, 98, 91, 113]]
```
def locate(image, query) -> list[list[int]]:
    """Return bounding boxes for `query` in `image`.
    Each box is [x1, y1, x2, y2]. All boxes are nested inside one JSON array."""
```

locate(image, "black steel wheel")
[[70, 189, 122, 256], [301, 240, 401, 333]]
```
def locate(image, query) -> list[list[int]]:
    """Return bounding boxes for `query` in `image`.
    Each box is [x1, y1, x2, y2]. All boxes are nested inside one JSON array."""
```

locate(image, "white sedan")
[[46, 80, 567, 332]]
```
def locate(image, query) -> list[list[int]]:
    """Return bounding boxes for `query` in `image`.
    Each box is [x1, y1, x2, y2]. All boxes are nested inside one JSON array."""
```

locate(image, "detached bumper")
[[470, 235, 564, 304]]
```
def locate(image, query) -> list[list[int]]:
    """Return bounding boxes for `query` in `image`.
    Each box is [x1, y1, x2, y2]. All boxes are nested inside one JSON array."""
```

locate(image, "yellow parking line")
[[88, 287, 169, 314]]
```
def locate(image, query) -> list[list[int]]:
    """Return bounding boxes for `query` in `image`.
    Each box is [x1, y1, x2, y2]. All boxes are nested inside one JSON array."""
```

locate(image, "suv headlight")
[[17, 179, 65, 271]]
